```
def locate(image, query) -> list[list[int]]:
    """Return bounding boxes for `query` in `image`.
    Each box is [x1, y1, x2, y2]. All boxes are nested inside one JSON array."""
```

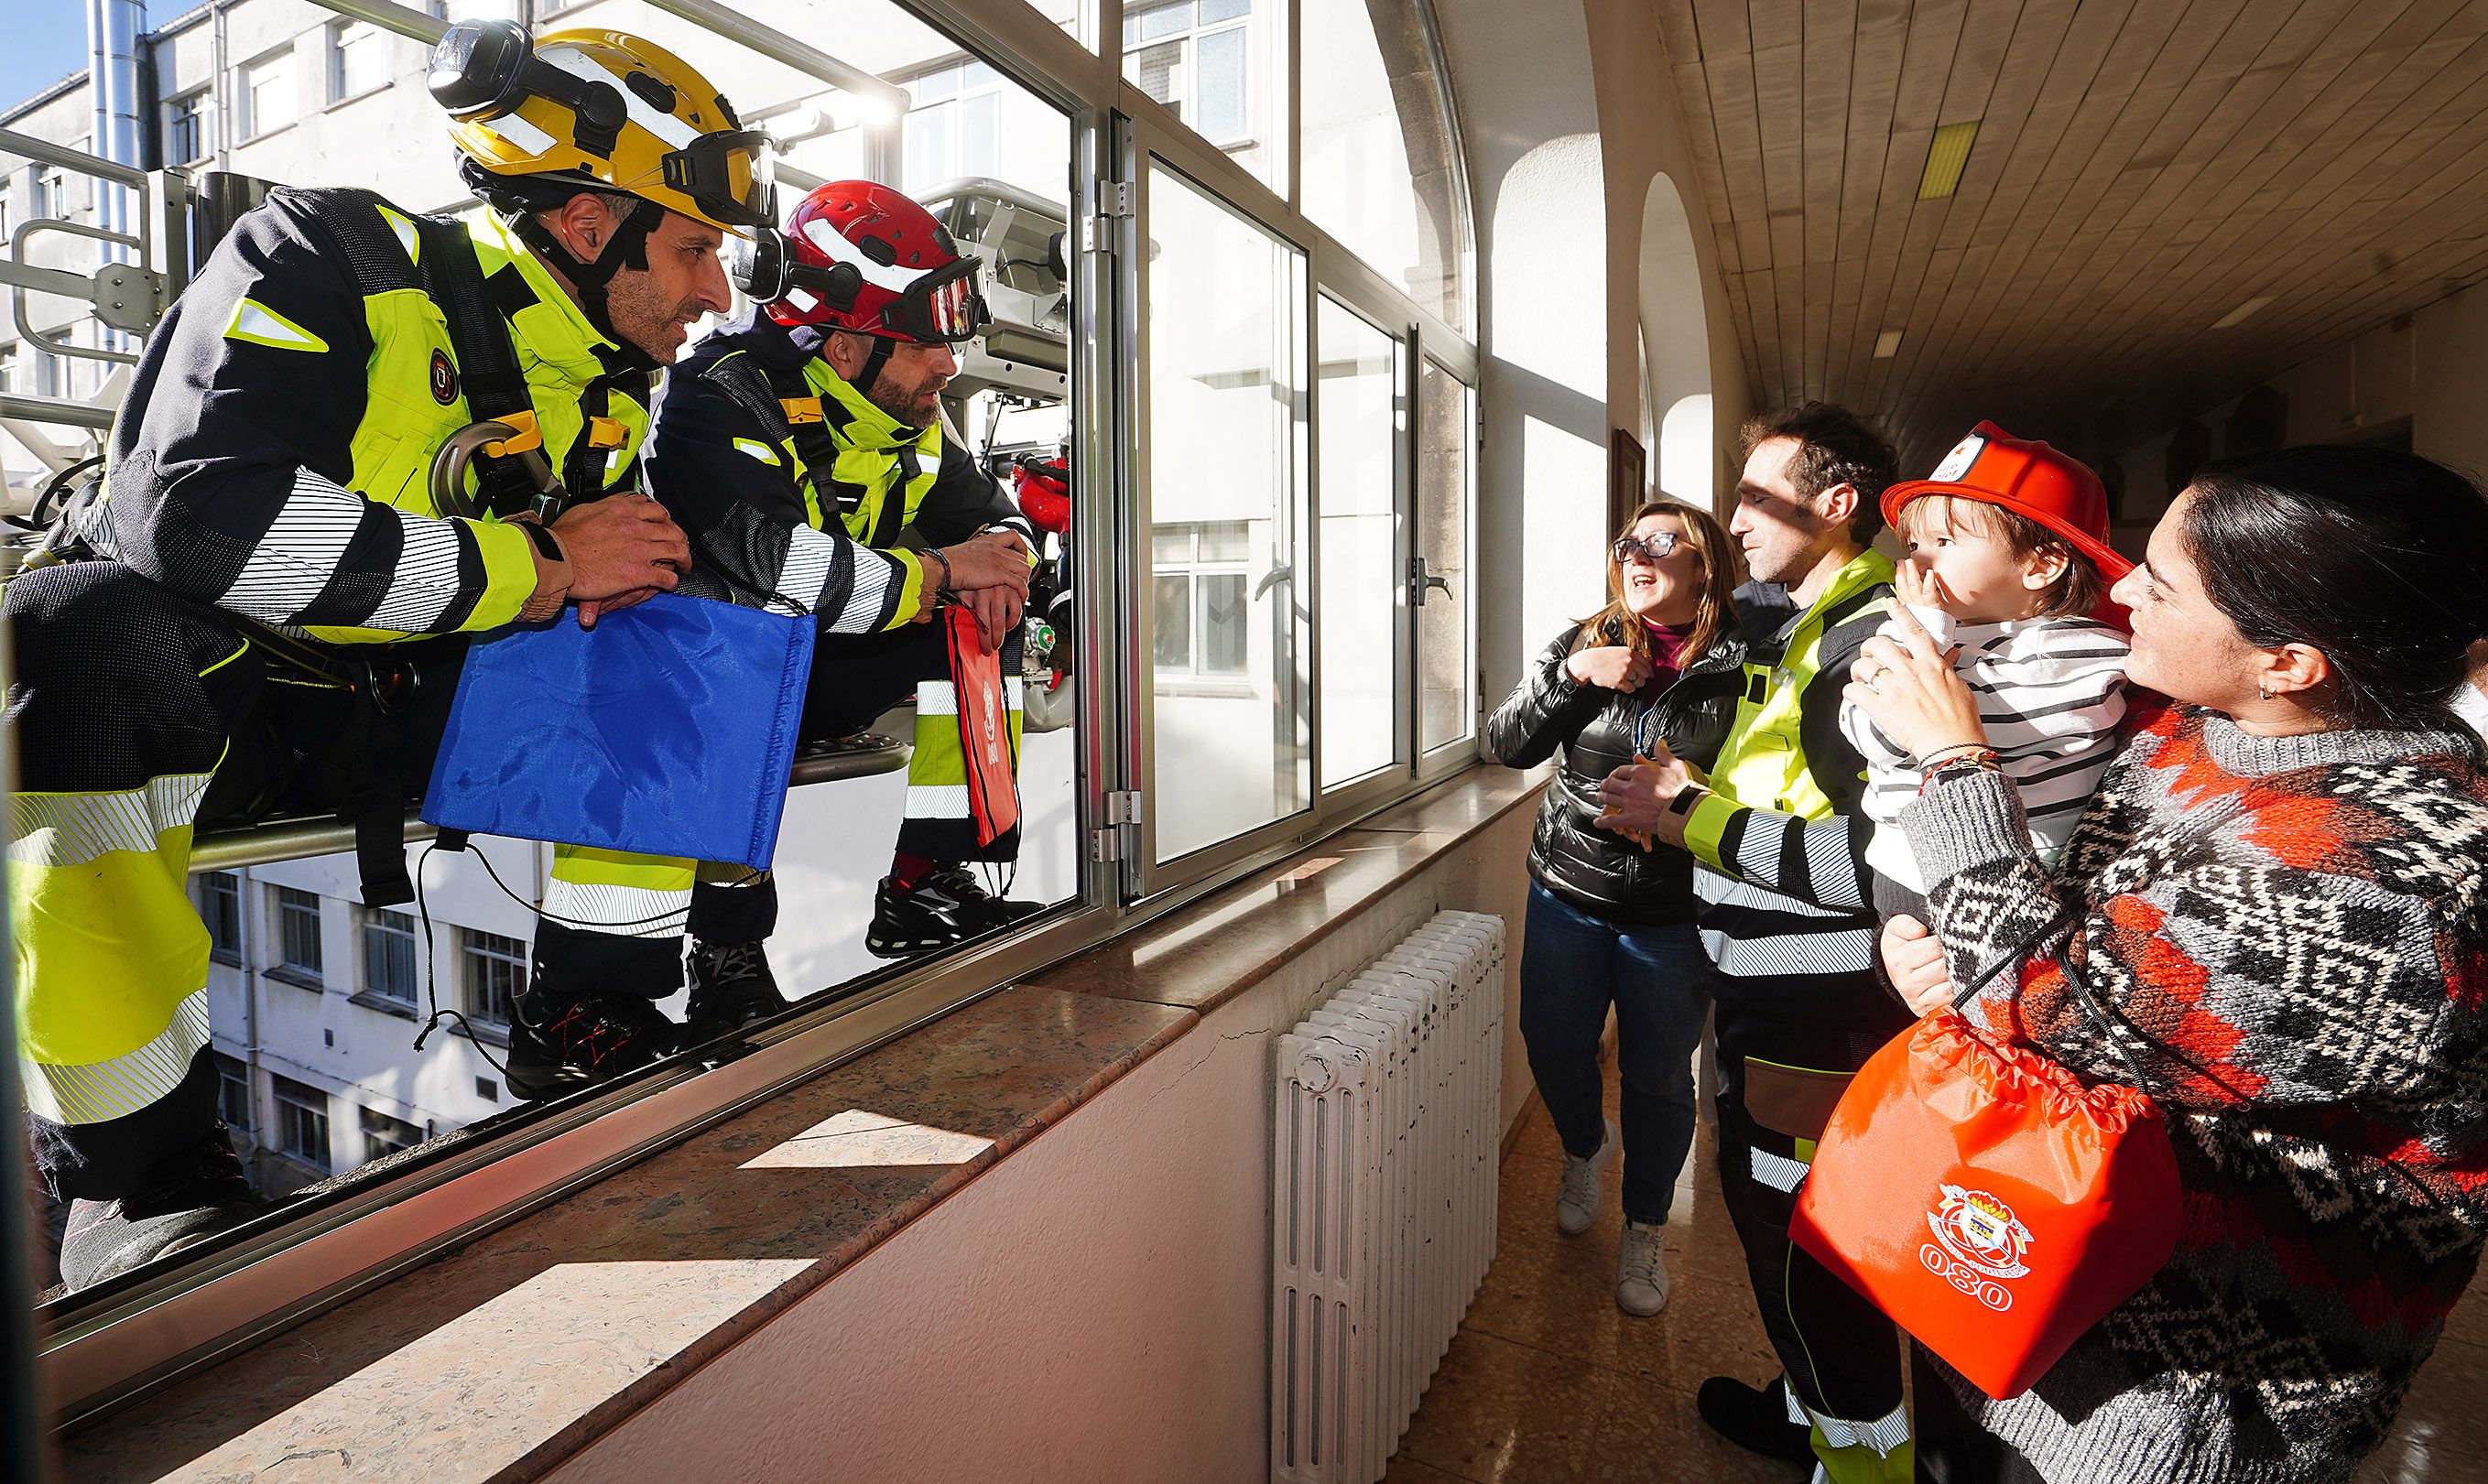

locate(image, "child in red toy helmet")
[[1838, 422, 2136, 921]]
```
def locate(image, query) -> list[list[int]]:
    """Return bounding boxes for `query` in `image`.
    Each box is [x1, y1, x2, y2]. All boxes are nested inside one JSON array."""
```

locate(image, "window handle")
[[1253, 562, 1293, 600], [1411, 555, 1452, 606]]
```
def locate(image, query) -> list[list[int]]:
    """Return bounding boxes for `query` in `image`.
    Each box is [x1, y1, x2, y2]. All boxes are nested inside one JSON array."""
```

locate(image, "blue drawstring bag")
[[421, 592, 815, 871]]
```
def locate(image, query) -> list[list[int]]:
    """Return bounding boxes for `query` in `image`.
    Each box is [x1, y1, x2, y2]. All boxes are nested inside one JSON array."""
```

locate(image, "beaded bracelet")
[[1918, 747, 2002, 796]]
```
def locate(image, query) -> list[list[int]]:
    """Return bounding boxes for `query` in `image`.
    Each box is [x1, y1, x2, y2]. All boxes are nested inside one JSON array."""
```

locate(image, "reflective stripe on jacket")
[[99, 187, 650, 644]]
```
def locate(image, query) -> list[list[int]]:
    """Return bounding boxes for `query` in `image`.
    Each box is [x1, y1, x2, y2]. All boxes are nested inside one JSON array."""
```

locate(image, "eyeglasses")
[[1612, 531, 1683, 565]]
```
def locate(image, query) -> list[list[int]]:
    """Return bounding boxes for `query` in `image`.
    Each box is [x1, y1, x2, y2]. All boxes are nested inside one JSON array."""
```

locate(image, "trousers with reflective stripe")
[[3, 564, 699, 1197], [1713, 993, 1917, 1484], [550, 622, 1028, 969]]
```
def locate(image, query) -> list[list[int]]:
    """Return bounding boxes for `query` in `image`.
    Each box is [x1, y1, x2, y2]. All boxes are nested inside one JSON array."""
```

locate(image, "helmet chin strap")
[[854, 333, 901, 408], [507, 195, 666, 372]]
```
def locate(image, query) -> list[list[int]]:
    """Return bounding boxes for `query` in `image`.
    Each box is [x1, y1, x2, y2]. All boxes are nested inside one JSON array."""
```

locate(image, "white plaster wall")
[[1435, 0, 1744, 730], [547, 807, 1537, 1484]]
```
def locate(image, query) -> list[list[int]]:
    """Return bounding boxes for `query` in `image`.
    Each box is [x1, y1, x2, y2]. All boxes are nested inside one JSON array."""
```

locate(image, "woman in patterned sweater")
[[1852, 444, 2488, 1484]]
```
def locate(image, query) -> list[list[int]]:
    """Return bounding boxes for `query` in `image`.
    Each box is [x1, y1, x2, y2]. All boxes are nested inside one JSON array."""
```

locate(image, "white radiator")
[[1270, 910, 1505, 1484]]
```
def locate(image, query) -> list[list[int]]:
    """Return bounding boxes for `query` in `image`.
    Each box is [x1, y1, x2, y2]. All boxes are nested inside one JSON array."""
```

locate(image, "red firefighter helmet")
[[735, 179, 989, 343], [1012, 450, 1070, 536]]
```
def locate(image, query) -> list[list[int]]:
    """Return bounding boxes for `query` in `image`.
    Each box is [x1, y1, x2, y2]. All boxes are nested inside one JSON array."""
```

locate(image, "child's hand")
[[1848, 603, 1986, 762], [1896, 558, 1960, 616]]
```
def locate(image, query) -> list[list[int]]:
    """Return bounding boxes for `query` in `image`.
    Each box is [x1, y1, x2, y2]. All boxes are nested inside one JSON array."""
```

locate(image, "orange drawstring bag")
[[1790, 930, 2182, 1399]]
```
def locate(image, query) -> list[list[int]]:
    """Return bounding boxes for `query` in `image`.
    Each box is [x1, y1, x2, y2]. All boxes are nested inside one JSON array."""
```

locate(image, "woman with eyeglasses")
[[1485, 499, 1748, 1316]]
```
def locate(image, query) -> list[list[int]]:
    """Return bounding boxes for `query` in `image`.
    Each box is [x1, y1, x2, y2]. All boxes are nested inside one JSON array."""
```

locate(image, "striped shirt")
[[1840, 603, 2129, 891]]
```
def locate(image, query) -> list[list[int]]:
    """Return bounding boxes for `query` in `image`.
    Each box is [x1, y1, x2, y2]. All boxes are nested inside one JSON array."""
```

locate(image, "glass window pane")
[[1146, 165, 1308, 861], [1301, 0, 1469, 330], [962, 92, 998, 181], [1194, 27, 1248, 143], [905, 103, 951, 193], [1317, 298, 1399, 787], [1417, 358, 1472, 752], [1131, 40, 1182, 115], [1197, 520, 1251, 562], [1201, 573, 1250, 675], [1126, 5, 1285, 190], [1200, 0, 1250, 21], [915, 62, 958, 101], [1153, 574, 1193, 668]]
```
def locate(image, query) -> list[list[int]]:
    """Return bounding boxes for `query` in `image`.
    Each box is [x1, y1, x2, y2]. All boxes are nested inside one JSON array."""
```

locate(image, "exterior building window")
[[900, 59, 1004, 191], [1151, 520, 1252, 677], [242, 50, 295, 139], [272, 1075, 331, 1172], [461, 929, 527, 1029], [167, 90, 212, 163], [360, 1106, 422, 1164], [213, 1052, 252, 1137], [272, 885, 323, 983], [361, 907, 418, 1009], [200, 872, 244, 966], [30, 166, 63, 221], [0, 188, 11, 240], [1124, 0, 1253, 145], [330, 21, 389, 103], [434, 0, 523, 17]]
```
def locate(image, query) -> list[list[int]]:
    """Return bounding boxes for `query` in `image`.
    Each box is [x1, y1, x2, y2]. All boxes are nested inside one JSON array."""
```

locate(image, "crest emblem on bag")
[[1921, 1184, 2032, 1311]]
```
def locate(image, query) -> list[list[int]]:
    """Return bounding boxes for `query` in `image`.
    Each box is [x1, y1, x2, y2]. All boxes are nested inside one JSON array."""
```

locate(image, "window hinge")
[[1090, 790, 1144, 862], [1095, 179, 1135, 220]]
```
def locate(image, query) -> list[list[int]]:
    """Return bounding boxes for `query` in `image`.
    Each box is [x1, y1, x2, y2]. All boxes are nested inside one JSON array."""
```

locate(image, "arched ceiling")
[[1651, 0, 2488, 469]]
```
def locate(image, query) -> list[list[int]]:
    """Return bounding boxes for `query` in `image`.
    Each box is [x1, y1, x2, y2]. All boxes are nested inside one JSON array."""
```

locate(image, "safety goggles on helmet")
[[1612, 530, 1682, 565], [657, 127, 777, 229], [734, 230, 990, 344]]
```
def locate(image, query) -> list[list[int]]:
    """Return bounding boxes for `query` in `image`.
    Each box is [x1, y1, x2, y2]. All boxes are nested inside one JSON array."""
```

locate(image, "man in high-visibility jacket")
[[640, 179, 1040, 976], [5, 20, 779, 1288], [1598, 403, 1916, 1484]]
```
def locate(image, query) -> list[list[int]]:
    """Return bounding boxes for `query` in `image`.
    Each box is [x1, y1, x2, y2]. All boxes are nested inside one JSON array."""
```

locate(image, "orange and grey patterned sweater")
[[1900, 701, 2488, 1483]]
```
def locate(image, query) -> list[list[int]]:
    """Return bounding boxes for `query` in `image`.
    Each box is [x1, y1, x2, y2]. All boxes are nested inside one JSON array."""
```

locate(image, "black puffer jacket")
[[1486, 616, 1749, 926]]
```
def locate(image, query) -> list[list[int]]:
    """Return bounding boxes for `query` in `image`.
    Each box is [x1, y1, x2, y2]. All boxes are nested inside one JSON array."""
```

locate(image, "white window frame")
[[1123, 0, 1258, 150], [270, 1075, 332, 1173], [240, 48, 296, 141], [460, 928, 527, 1030], [166, 88, 212, 165], [359, 906, 418, 1010], [270, 885, 323, 983], [328, 20, 390, 104], [199, 871, 244, 966]]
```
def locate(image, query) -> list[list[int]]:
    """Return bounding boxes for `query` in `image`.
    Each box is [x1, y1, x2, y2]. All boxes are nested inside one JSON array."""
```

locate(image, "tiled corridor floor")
[[1385, 1086, 2488, 1483]]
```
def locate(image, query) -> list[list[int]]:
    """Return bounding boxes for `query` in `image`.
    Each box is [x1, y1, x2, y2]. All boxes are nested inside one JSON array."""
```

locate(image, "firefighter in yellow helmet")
[[5, 20, 783, 1290]]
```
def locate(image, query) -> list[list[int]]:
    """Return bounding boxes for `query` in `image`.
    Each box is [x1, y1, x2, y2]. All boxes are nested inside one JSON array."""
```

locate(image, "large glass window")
[[1301, 0, 1468, 329], [1146, 164, 1309, 862], [1124, 0, 1286, 192], [1416, 357, 1472, 753], [462, 929, 527, 1030], [330, 21, 389, 103], [271, 1076, 331, 1174], [200, 871, 243, 966], [1316, 298, 1400, 788], [241, 50, 294, 140], [361, 1107, 423, 1164], [360, 907, 418, 1010], [166, 91, 212, 165], [271, 885, 323, 983]]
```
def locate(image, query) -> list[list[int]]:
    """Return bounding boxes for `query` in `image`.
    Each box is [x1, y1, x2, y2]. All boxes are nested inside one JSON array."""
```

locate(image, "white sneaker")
[[1616, 1219, 1670, 1316], [1555, 1118, 1617, 1235]]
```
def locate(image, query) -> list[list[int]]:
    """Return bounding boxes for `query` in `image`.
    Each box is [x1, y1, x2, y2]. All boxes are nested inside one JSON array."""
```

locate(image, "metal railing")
[[187, 733, 910, 872]]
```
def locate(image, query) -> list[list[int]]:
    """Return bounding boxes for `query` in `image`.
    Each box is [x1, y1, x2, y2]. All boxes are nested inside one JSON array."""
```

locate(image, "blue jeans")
[[1518, 883, 1716, 1226]]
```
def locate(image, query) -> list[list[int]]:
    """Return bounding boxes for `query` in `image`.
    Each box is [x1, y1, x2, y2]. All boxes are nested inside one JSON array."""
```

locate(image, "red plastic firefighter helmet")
[[1882, 421, 2133, 583], [738, 179, 989, 343], [1013, 450, 1070, 536]]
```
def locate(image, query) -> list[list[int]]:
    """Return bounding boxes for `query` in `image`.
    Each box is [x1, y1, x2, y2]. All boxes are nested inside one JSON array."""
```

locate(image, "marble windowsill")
[[61, 761, 1549, 1484]]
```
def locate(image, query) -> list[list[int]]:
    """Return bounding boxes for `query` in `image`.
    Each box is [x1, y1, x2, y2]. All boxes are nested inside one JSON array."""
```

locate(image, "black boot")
[[1695, 1375, 1819, 1463], [505, 991, 678, 1101], [683, 939, 791, 1045], [58, 1124, 262, 1292], [924, 862, 1045, 926], [865, 870, 1024, 958]]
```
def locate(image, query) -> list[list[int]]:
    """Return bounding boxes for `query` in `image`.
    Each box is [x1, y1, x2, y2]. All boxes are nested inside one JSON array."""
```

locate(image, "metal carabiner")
[[429, 420, 565, 522]]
